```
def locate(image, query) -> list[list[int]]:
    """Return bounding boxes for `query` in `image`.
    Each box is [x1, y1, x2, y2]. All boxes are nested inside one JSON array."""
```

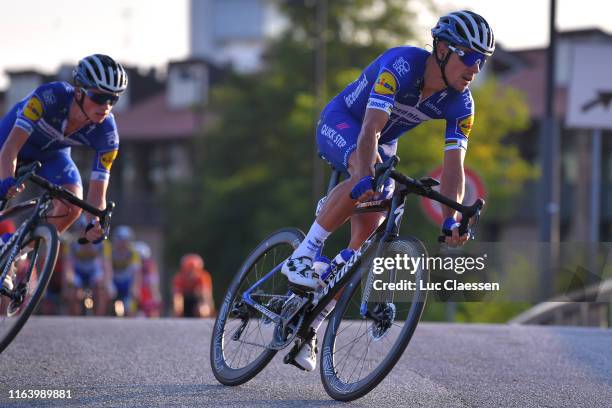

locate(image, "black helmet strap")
[[74, 88, 94, 124], [433, 38, 452, 88]]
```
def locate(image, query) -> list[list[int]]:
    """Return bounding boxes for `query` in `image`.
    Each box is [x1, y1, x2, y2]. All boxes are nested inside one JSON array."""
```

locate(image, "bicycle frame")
[[0, 162, 115, 300], [239, 178, 411, 338]]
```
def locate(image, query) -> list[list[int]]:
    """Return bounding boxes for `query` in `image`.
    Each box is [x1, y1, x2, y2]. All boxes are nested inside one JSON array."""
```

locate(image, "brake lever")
[[77, 201, 115, 245], [374, 167, 393, 194], [437, 199, 485, 243], [373, 156, 399, 194]]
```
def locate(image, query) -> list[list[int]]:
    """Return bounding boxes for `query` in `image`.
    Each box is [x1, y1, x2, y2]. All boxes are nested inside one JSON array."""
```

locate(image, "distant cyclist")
[[110, 225, 141, 316], [281, 11, 495, 371], [173, 254, 215, 318], [0, 54, 128, 291], [134, 241, 162, 318], [65, 217, 113, 316]]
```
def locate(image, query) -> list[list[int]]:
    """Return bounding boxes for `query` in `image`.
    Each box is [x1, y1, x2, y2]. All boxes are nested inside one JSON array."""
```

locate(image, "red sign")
[[420, 166, 486, 225]]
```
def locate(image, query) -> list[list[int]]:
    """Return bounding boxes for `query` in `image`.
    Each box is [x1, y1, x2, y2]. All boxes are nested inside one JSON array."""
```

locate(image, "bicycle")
[[210, 155, 483, 401], [0, 162, 114, 354]]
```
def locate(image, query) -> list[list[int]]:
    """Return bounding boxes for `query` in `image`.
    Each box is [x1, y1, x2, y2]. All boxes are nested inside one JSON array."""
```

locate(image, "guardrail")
[[509, 279, 612, 327]]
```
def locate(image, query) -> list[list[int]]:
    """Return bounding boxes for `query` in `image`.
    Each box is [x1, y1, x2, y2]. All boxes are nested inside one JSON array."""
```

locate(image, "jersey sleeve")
[[90, 114, 120, 181], [444, 90, 474, 152], [13, 84, 55, 135], [366, 60, 401, 115]]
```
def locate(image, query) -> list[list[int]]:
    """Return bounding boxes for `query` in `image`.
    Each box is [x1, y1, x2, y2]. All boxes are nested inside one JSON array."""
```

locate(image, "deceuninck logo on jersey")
[[99, 149, 118, 171], [456, 114, 474, 138], [374, 70, 398, 96], [23, 96, 44, 121]]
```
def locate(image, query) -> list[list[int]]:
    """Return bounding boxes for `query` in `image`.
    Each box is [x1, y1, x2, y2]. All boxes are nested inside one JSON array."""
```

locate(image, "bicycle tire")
[[0, 223, 59, 354], [210, 227, 304, 386], [320, 235, 429, 401]]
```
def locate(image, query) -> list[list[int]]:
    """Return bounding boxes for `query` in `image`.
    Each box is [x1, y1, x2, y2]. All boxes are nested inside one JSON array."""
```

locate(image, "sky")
[[0, 0, 611, 88]]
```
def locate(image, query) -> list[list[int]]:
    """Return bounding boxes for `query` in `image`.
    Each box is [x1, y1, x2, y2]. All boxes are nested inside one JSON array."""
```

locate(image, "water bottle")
[[310, 248, 355, 332], [321, 248, 355, 282]]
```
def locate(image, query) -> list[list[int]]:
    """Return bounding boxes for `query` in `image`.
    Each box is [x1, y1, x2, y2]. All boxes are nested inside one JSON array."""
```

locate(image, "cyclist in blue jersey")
[[0, 54, 127, 290], [282, 11, 495, 370], [65, 217, 113, 316]]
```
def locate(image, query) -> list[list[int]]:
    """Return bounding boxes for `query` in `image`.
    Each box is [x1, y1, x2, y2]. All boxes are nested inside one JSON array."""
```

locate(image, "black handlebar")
[[16, 162, 115, 244], [373, 156, 484, 243]]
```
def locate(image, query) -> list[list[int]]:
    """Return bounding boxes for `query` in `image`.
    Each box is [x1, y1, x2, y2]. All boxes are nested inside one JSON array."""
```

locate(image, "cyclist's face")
[[81, 90, 116, 123], [442, 44, 482, 92], [113, 238, 131, 251]]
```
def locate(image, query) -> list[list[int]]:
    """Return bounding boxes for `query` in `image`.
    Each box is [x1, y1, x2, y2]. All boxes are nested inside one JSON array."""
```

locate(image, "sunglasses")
[[447, 44, 487, 69], [84, 89, 120, 106]]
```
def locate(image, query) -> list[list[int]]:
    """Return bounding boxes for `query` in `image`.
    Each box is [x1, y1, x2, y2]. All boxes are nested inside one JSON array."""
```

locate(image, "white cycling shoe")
[[281, 256, 321, 290], [293, 335, 318, 372]]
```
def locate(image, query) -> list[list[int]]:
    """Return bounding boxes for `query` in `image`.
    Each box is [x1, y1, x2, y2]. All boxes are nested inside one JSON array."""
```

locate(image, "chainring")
[[268, 295, 309, 350]]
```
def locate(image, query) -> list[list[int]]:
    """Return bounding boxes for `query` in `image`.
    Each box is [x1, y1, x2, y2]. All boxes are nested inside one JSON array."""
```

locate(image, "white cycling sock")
[[292, 221, 331, 260]]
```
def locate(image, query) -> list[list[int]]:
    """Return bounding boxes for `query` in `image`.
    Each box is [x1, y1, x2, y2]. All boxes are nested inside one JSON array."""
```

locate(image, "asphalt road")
[[0, 317, 610, 407]]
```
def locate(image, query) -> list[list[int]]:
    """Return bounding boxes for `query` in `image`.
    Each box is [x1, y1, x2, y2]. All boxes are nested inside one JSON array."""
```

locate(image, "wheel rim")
[[0, 225, 57, 351], [215, 240, 295, 372]]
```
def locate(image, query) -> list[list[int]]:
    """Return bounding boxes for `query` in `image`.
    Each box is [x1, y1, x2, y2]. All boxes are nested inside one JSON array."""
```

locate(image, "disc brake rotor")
[[368, 302, 396, 342]]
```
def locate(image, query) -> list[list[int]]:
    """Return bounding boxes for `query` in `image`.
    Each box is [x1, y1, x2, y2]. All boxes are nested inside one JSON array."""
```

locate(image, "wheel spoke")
[[320, 238, 429, 395], [211, 233, 301, 380]]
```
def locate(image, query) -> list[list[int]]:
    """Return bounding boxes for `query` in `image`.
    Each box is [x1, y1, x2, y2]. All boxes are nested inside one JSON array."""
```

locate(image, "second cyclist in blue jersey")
[[281, 10, 496, 371], [0, 54, 127, 292]]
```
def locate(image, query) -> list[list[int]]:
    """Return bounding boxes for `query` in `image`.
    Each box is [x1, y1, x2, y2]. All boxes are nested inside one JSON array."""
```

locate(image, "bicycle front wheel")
[[320, 236, 429, 401], [0, 223, 59, 354], [210, 228, 303, 386]]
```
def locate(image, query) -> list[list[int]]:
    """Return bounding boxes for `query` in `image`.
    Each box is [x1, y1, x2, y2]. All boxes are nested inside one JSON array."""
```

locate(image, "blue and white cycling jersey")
[[317, 46, 474, 172], [0, 81, 119, 185]]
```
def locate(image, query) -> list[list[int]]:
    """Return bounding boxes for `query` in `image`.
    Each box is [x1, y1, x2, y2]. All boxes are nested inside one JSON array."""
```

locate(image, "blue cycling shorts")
[[0, 129, 82, 187], [316, 104, 398, 175], [73, 264, 103, 289], [113, 275, 133, 302]]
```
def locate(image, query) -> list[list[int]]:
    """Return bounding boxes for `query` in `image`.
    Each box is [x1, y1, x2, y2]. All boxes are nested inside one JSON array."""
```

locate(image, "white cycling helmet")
[[113, 225, 134, 241], [133, 241, 152, 260], [73, 54, 128, 94], [431, 10, 495, 56]]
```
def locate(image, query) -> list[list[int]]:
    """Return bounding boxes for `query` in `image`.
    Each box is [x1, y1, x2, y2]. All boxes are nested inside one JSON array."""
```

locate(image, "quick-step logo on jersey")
[[373, 70, 398, 96], [321, 124, 347, 149], [23, 96, 43, 121]]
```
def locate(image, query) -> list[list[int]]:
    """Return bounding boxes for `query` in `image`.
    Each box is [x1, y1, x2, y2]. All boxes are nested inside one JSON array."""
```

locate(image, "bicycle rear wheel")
[[0, 223, 59, 354], [210, 228, 303, 386], [320, 236, 429, 401]]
